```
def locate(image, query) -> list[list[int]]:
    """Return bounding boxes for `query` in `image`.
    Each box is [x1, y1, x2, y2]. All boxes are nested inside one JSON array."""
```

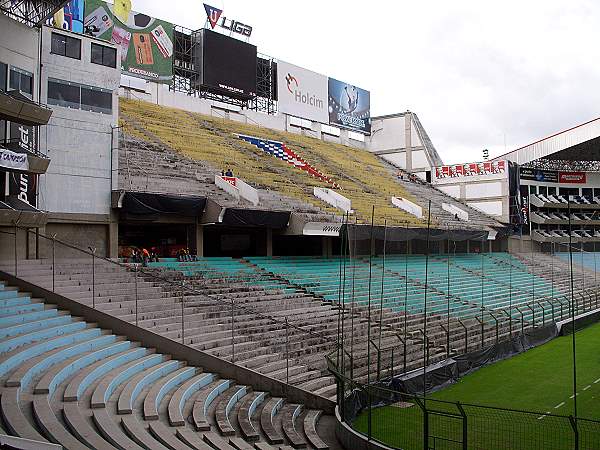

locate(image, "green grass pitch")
[[353, 321, 600, 449]]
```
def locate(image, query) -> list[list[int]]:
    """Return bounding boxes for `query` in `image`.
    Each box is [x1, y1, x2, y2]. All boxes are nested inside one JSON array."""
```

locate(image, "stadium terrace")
[[0, 1, 598, 450]]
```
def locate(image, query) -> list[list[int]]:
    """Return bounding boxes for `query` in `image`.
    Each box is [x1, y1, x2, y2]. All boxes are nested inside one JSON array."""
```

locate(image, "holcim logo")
[[285, 73, 323, 109]]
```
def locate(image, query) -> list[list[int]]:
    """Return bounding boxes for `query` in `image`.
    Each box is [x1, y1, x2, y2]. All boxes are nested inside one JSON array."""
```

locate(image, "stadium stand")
[[119, 98, 501, 228], [0, 276, 337, 449], [2, 246, 595, 404]]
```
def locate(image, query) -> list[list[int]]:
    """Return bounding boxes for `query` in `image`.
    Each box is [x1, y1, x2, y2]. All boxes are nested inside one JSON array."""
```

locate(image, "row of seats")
[[119, 98, 500, 228], [6, 251, 595, 401], [534, 229, 600, 239], [0, 280, 332, 449], [238, 135, 338, 188]]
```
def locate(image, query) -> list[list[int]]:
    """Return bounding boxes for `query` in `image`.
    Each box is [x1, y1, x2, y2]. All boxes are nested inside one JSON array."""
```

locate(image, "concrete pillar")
[[266, 229, 273, 257], [107, 211, 119, 259], [195, 224, 204, 257], [322, 236, 332, 257], [405, 112, 413, 171]]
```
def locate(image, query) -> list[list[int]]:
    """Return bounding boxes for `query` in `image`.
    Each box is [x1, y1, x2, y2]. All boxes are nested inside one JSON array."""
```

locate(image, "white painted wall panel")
[[465, 181, 503, 199], [411, 150, 429, 169], [467, 200, 503, 216], [439, 185, 460, 198]]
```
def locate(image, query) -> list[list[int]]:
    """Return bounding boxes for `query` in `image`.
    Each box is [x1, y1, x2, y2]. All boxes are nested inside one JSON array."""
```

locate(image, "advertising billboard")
[[435, 161, 506, 179], [558, 171, 586, 184], [519, 168, 558, 183], [47, 0, 85, 32], [277, 60, 328, 124], [328, 78, 371, 133], [199, 29, 256, 99], [84, 0, 174, 83]]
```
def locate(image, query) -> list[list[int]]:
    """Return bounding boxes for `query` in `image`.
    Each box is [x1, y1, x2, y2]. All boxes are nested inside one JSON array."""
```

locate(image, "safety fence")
[[328, 353, 600, 450]]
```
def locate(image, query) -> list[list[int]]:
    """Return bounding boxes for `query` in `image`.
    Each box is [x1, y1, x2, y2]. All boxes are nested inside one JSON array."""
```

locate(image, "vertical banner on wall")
[[84, 0, 174, 83], [328, 77, 371, 133], [8, 122, 37, 206], [8, 172, 37, 207]]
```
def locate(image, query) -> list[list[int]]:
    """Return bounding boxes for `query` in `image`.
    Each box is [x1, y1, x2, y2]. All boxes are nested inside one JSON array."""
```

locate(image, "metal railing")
[[328, 353, 600, 450]]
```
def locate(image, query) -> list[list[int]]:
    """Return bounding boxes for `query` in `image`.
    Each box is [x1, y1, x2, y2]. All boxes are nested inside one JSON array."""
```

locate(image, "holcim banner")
[[277, 60, 328, 124], [0, 148, 28, 171]]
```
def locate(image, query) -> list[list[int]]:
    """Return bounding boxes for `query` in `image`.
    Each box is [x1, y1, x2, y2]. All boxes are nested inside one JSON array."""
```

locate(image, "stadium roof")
[[492, 117, 600, 165]]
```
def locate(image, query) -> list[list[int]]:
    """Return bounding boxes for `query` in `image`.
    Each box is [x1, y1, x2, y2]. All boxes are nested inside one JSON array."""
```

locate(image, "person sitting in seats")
[[225, 168, 234, 177], [141, 248, 150, 267]]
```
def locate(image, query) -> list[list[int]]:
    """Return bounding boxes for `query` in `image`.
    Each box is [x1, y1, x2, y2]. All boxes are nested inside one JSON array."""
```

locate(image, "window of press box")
[[0, 62, 7, 91], [50, 32, 81, 60], [47, 78, 80, 109], [81, 86, 112, 114], [91, 43, 117, 68], [47, 78, 112, 114], [9, 67, 33, 99]]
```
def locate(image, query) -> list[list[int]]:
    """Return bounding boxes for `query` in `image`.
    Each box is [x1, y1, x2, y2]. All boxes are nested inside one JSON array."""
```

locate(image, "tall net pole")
[[404, 220, 409, 374], [422, 201, 432, 401], [567, 199, 578, 423], [446, 223, 451, 359], [367, 206, 375, 439], [378, 220, 387, 377]]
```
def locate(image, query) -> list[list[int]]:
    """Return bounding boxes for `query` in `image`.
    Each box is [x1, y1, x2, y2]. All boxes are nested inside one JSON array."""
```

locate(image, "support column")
[[195, 224, 204, 257], [405, 112, 413, 172], [108, 211, 119, 259], [322, 236, 332, 257], [266, 229, 273, 257]]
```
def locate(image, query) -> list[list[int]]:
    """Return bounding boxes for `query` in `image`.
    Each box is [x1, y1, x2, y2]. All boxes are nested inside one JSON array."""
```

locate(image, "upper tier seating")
[[119, 98, 501, 228], [0, 279, 336, 449]]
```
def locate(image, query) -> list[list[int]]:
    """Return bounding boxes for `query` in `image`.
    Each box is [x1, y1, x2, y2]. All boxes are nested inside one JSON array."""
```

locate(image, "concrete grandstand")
[[1, 2, 600, 450]]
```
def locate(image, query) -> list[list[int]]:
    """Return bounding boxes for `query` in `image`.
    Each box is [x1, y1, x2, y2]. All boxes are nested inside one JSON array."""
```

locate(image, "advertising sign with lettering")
[[277, 60, 328, 124]]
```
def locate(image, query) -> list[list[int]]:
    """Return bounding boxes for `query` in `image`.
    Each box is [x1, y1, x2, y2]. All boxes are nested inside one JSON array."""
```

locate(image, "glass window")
[[529, 185, 537, 194], [9, 67, 33, 99], [91, 43, 117, 68], [47, 78, 80, 109], [50, 32, 81, 59], [548, 186, 556, 195], [539, 186, 547, 196], [0, 62, 6, 92], [81, 85, 112, 114]]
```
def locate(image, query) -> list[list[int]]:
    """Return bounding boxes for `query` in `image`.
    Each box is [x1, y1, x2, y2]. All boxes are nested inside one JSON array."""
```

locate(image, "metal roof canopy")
[[492, 117, 600, 165], [0, 0, 69, 27]]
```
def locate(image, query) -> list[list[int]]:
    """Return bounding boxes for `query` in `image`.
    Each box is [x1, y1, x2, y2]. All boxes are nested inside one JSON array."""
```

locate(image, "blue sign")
[[328, 77, 371, 133]]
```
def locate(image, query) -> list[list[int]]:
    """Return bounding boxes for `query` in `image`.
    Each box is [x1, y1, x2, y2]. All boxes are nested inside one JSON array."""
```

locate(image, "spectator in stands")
[[150, 247, 159, 262], [225, 168, 234, 177], [141, 248, 150, 267], [221, 170, 225, 176]]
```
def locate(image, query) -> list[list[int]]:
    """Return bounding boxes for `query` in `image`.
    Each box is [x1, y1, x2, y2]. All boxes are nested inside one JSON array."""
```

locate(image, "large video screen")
[[201, 29, 256, 99], [84, 0, 174, 83], [328, 78, 371, 133]]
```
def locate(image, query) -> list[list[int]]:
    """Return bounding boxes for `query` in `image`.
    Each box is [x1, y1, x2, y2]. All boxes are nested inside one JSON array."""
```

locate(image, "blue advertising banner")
[[328, 78, 371, 133], [47, 0, 85, 33]]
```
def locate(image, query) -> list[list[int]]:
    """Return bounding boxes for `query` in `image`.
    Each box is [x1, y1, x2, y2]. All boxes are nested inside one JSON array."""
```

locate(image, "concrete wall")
[[38, 26, 120, 217], [0, 15, 39, 100], [432, 169, 510, 222]]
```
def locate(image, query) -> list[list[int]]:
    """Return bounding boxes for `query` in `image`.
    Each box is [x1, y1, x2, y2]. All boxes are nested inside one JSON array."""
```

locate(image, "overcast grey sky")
[[138, 0, 600, 164]]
